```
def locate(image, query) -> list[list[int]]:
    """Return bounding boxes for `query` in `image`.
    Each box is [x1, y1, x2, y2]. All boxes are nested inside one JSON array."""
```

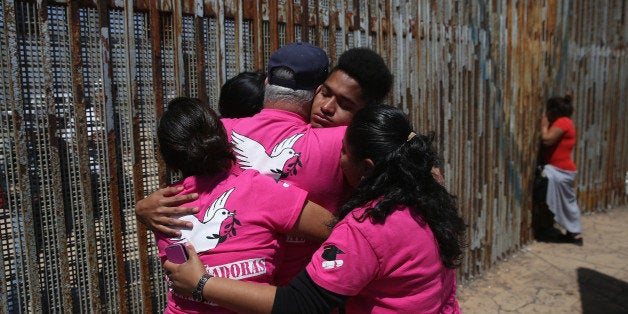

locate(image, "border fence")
[[0, 0, 626, 312]]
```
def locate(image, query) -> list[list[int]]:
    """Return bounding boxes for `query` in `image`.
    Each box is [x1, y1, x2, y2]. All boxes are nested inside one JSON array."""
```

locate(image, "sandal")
[[562, 232, 583, 246]]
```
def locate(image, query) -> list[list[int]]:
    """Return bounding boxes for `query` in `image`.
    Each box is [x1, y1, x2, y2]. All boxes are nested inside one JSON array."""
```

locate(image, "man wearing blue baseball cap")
[[137, 42, 348, 284], [267, 42, 329, 90]]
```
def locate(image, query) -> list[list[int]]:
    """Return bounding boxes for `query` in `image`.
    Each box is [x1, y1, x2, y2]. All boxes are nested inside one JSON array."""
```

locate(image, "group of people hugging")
[[134, 41, 578, 313]]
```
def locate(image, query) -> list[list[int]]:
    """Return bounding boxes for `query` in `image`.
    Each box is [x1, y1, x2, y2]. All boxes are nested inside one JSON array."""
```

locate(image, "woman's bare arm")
[[541, 114, 565, 146], [164, 244, 276, 314], [288, 201, 335, 241]]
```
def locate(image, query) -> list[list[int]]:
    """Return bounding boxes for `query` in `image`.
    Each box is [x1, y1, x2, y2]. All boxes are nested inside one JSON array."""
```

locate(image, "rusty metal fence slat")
[[1, 1, 43, 312]]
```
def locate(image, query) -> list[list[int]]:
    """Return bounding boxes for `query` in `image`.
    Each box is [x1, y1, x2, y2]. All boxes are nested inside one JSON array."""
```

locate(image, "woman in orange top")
[[540, 95, 582, 245]]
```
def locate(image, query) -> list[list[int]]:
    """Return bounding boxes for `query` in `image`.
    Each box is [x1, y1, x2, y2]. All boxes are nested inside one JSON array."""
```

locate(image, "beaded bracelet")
[[192, 274, 212, 302]]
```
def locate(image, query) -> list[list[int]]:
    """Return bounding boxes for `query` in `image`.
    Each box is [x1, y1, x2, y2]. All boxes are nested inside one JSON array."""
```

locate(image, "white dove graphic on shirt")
[[231, 131, 305, 181], [170, 188, 236, 253]]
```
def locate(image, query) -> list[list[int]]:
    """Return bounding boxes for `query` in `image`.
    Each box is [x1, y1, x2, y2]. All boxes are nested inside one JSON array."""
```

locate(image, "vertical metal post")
[[67, 0, 101, 310], [2, 0, 41, 311]]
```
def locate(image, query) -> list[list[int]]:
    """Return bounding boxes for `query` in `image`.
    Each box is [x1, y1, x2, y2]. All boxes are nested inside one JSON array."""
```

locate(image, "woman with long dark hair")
[[541, 95, 582, 245], [164, 105, 466, 313]]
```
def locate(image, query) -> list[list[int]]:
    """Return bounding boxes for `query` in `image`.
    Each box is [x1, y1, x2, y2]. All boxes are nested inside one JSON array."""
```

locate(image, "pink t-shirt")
[[306, 204, 460, 314], [155, 170, 308, 314], [221, 109, 347, 284]]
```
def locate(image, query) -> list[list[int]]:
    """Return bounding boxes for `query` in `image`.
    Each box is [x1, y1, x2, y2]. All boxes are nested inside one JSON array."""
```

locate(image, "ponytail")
[[339, 106, 466, 268], [563, 94, 572, 104]]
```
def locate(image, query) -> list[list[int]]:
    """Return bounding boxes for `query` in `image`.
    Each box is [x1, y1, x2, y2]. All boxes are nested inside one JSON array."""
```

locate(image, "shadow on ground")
[[578, 267, 628, 314]]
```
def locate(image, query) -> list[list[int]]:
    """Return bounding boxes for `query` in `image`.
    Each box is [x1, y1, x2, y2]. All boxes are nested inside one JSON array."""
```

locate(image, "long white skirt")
[[543, 164, 581, 233]]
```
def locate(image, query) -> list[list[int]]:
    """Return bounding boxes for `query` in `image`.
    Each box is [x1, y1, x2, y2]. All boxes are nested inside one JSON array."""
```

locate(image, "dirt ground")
[[457, 205, 628, 313]]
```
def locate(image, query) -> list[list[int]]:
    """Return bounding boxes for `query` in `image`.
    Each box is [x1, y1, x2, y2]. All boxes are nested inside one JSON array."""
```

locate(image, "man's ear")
[[364, 158, 375, 175], [264, 77, 269, 86]]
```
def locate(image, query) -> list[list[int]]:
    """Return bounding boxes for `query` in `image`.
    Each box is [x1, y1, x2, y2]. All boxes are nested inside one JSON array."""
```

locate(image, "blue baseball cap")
[[267, 42, 329, 90]]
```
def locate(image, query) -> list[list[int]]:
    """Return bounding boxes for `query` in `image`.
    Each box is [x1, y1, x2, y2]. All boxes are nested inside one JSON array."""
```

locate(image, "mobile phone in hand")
[[165, 243, 189, 264]]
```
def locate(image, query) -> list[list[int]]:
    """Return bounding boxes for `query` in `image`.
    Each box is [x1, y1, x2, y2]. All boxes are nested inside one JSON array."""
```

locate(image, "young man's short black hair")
[[333, 48, 393, 106]]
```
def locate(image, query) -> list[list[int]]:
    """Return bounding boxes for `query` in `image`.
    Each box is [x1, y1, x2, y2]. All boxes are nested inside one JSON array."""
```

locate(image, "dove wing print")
[[203, 188, 234, 222], [270, 133, 304, 157], [231, 130, 305, 181], [231, 131, 268, 170], [171, 188, 236, 253]]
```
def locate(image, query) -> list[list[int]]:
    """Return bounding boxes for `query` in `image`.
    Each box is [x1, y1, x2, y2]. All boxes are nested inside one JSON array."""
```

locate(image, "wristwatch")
[[192, 274, 212, 302]]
